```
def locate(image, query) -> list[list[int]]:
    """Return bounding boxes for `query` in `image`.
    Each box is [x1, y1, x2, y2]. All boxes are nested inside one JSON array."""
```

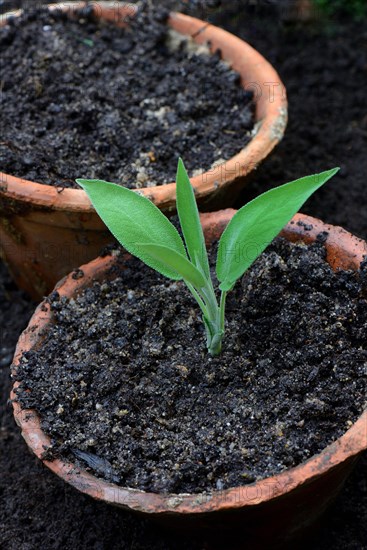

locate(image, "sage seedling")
[[77, 160, 339, 356]]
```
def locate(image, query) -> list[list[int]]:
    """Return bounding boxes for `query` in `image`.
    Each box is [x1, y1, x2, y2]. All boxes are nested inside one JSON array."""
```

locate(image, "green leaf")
[[217, 168, 340, 291], [136, 243, 207, 289], [77, 179, 187, 280], [176, 158, 210, 278]]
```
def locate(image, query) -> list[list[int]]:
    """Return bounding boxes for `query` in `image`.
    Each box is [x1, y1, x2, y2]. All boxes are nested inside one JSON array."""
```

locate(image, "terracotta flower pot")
[[0, 1, 287, 300], [11, 210, 367, 548]]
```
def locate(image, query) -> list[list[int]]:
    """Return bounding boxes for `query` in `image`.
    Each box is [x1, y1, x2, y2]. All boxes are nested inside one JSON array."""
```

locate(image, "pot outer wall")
[[0, 1, 287, 300], [11, 210, 367, 548]]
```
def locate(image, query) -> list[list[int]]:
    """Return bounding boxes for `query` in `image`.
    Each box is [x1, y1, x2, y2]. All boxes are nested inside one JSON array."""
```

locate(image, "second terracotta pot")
[[0, 2, 287, 299], [10, 210, 367, 548]]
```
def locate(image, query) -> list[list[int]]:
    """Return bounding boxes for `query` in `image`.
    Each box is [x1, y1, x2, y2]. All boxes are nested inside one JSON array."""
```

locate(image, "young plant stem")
[[185, 279, 226, 356], [207, 290, 227, 356]]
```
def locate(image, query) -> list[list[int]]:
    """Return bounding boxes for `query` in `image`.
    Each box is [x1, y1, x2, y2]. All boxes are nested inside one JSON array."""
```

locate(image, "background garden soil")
[[1, 1, 366, 548]]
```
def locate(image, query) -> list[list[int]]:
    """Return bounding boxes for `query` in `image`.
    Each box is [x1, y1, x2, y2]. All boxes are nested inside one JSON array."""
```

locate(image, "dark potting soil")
[[15, 235, 367, 494], [0, 4, 254, 189], [1, 1, 367, 547], [2, 254, 366, 550]]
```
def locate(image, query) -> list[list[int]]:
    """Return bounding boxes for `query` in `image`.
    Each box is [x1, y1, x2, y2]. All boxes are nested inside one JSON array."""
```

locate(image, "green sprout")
[[77, 160, 339, 356]]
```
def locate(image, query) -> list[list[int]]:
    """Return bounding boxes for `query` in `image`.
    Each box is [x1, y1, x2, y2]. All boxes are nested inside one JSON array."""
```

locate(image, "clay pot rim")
[[11, 211, 367, 516], [0, 1, 287, 212]]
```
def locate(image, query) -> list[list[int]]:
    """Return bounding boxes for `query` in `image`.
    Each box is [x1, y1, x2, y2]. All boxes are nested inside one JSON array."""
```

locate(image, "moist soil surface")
[[1, 1, 367, 548], [15, 236, 367, 494], [0, 4, 254, 188]]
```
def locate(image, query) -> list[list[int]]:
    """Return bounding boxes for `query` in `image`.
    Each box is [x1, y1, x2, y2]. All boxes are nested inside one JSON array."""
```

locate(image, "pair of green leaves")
[[78, 160, 208, 291], [77, 161, 339, 294]]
